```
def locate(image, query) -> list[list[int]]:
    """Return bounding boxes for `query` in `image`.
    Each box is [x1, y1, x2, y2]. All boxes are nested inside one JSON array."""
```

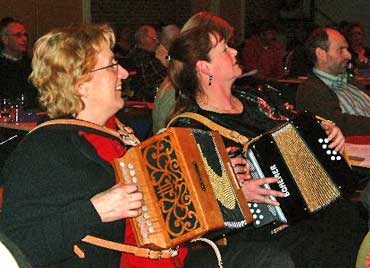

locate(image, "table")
[[0, 122, 36, 132], [277, 76, 370, 86]]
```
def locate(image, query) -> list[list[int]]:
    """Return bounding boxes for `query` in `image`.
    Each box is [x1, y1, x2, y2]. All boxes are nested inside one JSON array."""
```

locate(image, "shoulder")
[[13, 126, 84, 161], [298, 75, 327, 91]]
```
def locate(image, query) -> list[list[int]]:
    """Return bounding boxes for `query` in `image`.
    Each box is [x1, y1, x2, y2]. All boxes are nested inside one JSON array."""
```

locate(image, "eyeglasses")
[[90, 63, 119, 73], [6, 32, 28, 38]]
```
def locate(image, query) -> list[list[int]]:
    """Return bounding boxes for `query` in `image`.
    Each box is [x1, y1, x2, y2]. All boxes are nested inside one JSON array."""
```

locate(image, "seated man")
[[125, 25, 166, 102], [296, 27, 370, 136], [0, 18, 37, 107], [241, 21, 284, 80]]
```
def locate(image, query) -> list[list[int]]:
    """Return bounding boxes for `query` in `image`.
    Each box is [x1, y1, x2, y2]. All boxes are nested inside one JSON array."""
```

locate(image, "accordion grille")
[[272, 124, 340, 212]]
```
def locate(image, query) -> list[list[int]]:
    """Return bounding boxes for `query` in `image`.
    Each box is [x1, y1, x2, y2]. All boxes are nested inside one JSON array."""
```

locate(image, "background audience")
[[296, 27, 370, 136], [241, 20, 284, 80], [125, 25, 166, 101], [0, 18, 37, 107]]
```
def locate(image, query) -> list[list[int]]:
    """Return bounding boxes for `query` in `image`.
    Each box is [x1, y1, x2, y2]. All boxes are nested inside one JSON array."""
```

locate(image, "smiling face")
[[78, 42, 129, 125], [2, 22, 28, 58], [207, 33, 242, 85]]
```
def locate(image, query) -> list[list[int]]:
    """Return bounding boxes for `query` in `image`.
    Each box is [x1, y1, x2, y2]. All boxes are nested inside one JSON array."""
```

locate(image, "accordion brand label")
[[270, 164, 290, 197]]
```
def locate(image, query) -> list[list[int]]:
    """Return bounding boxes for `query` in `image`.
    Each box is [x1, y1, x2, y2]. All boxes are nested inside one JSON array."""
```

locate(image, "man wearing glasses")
[[0, 18, 37, 107]]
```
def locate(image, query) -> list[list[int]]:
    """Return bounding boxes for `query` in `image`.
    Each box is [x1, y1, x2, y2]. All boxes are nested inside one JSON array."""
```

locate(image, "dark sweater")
[[0, 53, 38, 106], [0, 125, 124, 268]]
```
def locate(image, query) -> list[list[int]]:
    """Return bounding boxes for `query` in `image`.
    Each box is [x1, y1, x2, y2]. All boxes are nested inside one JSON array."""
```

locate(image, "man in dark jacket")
[[296, 27, 370, 136]]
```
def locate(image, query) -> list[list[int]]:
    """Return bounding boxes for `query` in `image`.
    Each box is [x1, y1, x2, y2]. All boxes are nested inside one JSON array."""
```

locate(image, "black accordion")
[[245, 114, 352, 228]]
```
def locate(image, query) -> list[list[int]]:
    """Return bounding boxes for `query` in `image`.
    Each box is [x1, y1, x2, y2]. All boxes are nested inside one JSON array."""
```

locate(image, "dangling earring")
[[208, 74, 213, 86]]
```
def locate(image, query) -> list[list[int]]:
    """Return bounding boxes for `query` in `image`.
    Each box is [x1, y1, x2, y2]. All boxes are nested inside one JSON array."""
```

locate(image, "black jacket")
[[0, 124, 124, 268]]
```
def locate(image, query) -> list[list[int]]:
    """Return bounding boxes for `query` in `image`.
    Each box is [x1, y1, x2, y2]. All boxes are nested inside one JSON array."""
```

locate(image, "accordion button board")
[[245, 114, 352, 228]]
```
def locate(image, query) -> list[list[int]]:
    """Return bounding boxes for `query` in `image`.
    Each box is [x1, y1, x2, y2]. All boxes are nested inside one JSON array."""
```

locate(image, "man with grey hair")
[[0, 18, 37, 106], [125, 25, 166, 101], [296, 27, 370, 136]]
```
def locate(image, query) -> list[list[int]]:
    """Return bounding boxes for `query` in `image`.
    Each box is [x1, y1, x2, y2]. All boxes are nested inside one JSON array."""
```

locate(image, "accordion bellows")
[[246, 114, 352, 228], [113, 128, 252, 249]]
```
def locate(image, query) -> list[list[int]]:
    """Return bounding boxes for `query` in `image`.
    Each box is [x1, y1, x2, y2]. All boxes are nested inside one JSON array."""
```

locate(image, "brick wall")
[[91, 0, 192, 35]]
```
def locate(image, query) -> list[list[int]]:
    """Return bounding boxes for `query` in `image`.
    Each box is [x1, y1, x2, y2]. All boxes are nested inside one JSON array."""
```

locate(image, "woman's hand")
[[227, 146, 284, 206], [90, 183, 143, 222], [321, 121, 345, 154], [229, 155, 251, 185], [241, 178, 285, 206]]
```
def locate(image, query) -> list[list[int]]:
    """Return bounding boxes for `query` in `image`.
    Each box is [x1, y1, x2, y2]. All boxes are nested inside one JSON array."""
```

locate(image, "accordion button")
[[142, 205, 148, 211], [322, 144, 327, 149], [143, 233, 148, 239], [253, 203, 258, 208], [255, 220, 261, 225], [331, 156, 336, 161], [324, 138, 329, 143], [128, 163, 134, 169], [336, 156, 341, 160], [332, 150, 337, 155], [253, 214, 257, 219], [250, 209, 255, 213], [256, 209, 261, 213], [149, 227, 155, 233], [248, 203, 252, 207], [132, 177, 137, 183], [326, 150, 331, 155], [119, 161, 125, 167], [130, 170, 136, 176], [259, 215, 264, 219], [146, 221, 152, 226], [318, 138, 324, 143], [144, 213, 150, 219]]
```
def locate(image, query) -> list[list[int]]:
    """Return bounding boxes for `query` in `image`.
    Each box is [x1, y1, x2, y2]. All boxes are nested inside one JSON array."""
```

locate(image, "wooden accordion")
[[113, 127, 252, 249], [245, 114, 352, 228]]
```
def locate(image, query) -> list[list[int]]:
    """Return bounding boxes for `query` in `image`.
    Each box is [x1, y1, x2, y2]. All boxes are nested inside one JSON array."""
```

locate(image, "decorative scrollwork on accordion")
[[142, 134, 201, 238], [114, 127, 252, 249]]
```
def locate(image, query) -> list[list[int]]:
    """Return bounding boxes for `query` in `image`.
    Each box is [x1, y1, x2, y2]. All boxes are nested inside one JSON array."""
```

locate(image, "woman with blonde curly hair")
[[0, 24, 143, 268]]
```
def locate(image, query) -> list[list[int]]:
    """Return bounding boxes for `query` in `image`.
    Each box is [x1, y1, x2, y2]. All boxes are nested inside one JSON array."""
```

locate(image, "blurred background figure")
[[125, 25, 166, 101], [159, 24, 180, 52], [346, 23, 370, 77], [0, 17, 37, 107], [113, 25, 132, 61], [241, 20, 284, 80]]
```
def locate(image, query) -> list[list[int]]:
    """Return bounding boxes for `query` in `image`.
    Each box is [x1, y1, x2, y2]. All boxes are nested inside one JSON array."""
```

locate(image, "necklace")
[[198, 96, 242, 114]]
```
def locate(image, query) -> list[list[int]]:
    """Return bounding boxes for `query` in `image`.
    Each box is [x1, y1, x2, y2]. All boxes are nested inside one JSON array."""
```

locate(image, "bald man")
[[296, 27, 370, 136]]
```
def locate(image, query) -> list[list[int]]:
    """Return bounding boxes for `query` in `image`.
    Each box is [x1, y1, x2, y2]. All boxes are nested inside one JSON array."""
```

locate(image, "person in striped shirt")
[[296, 27, 370, 136]]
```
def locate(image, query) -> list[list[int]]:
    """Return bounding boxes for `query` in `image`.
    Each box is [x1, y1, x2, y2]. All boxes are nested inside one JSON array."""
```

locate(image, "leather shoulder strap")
[[168, 112, 249, 146], [29, 118, 140, 147], [74, 235, 178, 260]]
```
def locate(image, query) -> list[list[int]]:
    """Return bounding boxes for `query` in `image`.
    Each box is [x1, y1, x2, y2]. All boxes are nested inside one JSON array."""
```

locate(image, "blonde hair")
[[30, 24, 115, 118]]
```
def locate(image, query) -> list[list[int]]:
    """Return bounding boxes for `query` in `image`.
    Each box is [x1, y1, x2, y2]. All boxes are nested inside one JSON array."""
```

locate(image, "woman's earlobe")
[[76, 82, 89, 98], [195, 60, 210, 75]]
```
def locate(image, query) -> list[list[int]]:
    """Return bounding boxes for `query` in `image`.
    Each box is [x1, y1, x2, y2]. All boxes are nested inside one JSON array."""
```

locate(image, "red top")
[[81, 116, 188, 268], [241, 35, 284, 79]]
